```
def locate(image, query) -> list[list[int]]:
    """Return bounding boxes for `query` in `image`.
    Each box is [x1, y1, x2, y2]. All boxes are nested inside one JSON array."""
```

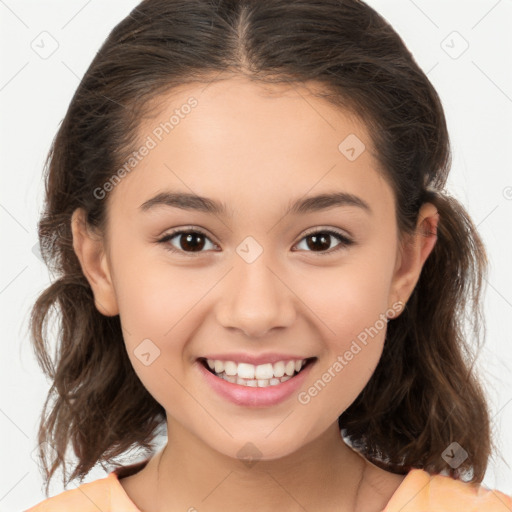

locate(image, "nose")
[[215, 254, 296, 339]]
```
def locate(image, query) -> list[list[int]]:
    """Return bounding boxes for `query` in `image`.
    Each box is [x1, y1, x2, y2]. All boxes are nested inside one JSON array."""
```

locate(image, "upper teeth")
[[206, 359, 306, 379]]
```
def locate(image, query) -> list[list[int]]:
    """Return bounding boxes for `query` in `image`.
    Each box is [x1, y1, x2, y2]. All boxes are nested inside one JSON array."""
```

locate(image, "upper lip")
[[200, 353, 314, 365]]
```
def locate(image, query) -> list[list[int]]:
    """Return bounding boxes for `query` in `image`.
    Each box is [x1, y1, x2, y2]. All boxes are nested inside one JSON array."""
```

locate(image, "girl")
[[26, 0, 512, 510]]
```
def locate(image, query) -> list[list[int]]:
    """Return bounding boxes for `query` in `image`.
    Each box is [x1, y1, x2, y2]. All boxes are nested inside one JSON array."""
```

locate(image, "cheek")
[[294, 251, 393, 414], [110, 252, 199, 394], [298, 286, 388, 424], [112, 245, 208, 339], [326, 290, 387, 392], [111, 249, 222, 392], [302, 253, 393, 341]]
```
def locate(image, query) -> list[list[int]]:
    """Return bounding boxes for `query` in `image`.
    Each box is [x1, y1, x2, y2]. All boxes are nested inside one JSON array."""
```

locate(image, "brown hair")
[[29, 0, 495, 496]]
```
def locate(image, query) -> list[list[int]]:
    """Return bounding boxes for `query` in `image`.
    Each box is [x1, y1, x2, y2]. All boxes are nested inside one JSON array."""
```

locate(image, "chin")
[[208, 429, 313, 465]]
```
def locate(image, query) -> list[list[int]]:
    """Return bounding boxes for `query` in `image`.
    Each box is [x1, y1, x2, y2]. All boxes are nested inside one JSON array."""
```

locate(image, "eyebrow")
[[139, 191, 372, 216]]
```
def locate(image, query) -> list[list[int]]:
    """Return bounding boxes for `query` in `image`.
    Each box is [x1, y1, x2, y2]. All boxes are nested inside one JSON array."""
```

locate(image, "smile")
[[199, 357, 315, 388]]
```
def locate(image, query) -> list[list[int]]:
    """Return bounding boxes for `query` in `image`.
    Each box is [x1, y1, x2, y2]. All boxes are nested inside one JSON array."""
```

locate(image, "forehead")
[[139, 75, 370, 152], [106, 76, 394, 222]]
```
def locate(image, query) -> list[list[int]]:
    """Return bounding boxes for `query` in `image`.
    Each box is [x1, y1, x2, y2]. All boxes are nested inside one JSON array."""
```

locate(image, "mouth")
[[198, 356, 317, 388]]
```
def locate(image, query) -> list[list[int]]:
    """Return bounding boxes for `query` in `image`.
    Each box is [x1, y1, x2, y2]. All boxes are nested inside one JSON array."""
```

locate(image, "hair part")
[[29, 0, 494, 495]]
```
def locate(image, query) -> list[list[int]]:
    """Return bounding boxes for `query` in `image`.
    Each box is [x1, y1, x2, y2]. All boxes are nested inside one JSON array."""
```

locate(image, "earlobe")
[[70, 208, 119, 317], [388, 202, 439, 312]]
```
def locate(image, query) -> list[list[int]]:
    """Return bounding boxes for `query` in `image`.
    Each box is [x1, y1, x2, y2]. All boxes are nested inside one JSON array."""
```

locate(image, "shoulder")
[[24, 474, 114, 512], [384, 468, 512, 512], [25, 459, 149, 512]]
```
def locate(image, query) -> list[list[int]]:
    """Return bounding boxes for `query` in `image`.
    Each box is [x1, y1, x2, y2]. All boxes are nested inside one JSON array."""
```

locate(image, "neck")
[[150, 419, 368, 512]]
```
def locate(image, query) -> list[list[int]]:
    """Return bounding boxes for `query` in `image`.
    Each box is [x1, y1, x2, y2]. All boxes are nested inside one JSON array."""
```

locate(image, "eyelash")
[[156, 226, 354, 257]]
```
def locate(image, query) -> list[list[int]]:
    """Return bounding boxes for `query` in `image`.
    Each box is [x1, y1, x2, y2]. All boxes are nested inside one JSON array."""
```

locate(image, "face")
[[75, 76, 424, 462]]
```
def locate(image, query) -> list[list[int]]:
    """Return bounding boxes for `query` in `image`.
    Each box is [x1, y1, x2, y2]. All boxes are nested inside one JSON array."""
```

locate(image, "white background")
[[1, 0, 511, 510]]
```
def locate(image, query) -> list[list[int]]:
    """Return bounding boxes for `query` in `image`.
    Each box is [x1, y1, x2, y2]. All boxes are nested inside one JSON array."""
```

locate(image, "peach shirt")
[[25, 461, 512, 512]]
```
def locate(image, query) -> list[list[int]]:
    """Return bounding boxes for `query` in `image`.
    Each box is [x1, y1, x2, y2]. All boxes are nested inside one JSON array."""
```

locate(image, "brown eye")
[[158, 229, 217, 255], [294, 229, 354, 255]]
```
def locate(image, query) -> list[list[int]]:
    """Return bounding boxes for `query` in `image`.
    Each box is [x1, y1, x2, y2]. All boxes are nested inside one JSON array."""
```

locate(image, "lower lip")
[[197, 360, 314, 407]]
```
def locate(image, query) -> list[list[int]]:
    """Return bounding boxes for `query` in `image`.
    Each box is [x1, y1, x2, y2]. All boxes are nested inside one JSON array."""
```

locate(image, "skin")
[[71, 76, 439, 511]]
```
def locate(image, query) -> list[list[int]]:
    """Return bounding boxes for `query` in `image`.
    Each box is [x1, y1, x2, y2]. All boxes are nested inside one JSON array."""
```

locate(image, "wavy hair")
[[29, 0, 494, 495]]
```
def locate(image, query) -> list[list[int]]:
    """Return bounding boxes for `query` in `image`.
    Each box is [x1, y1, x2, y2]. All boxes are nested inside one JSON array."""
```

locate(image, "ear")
[[388, 202, 439, 313], [71, 208, 119, 316]]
